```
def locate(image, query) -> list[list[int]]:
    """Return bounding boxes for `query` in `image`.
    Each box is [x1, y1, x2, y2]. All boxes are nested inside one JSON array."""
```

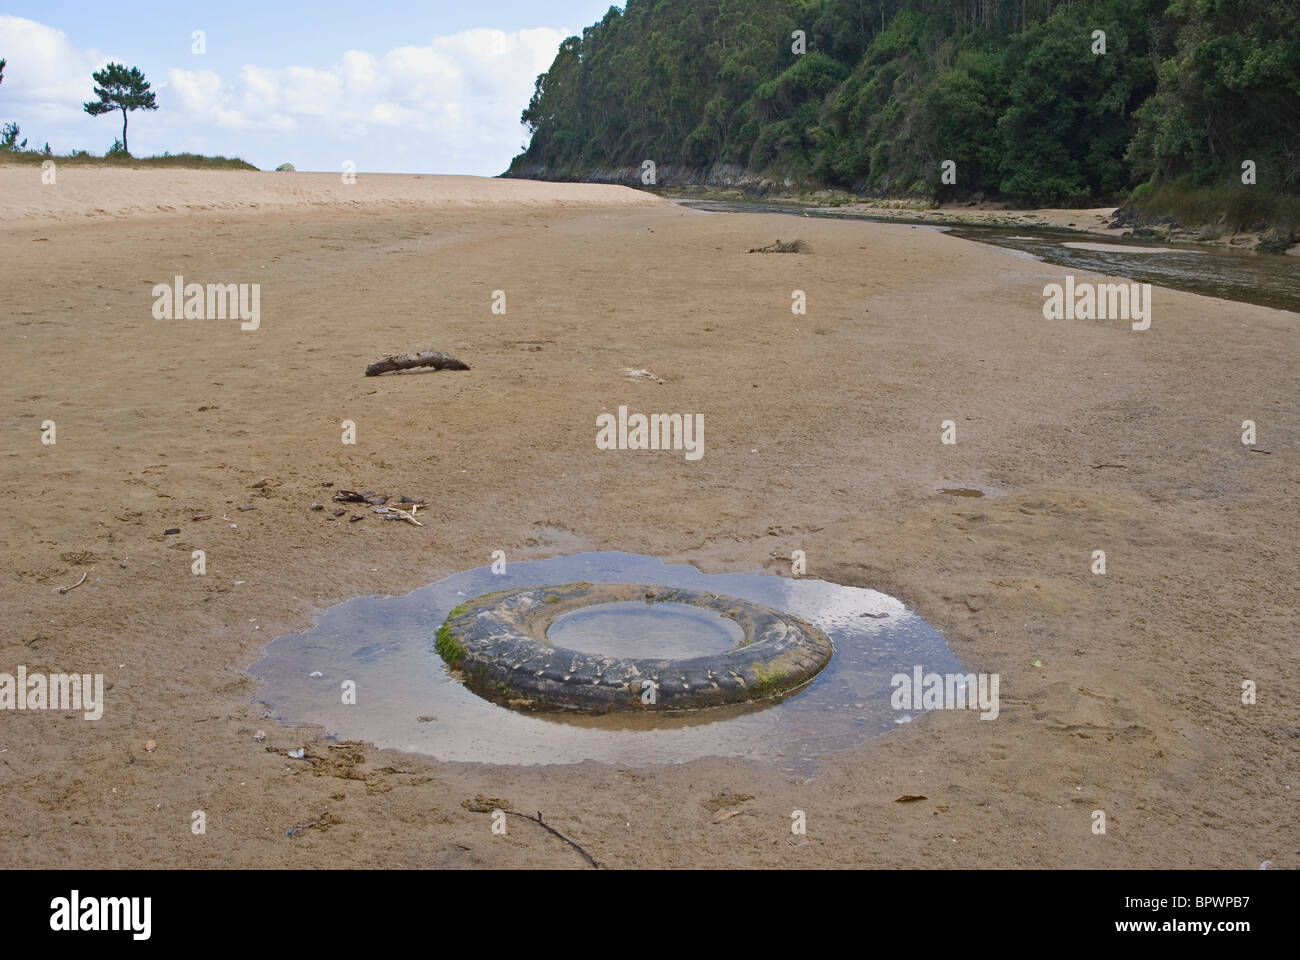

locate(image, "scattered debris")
[[387, 504, 423, 527], [254, 730, 266, 742], [329, 490, 425, 525], [309, 671, 323, 678], [287, 748, 306, 759], [748, 238, 808, 254], [894, 795, 927, 803], [54, 571, 89, 594], [364, 349, 470, 377], [622, 367, 665, 384], [191, 514, 211, 521]]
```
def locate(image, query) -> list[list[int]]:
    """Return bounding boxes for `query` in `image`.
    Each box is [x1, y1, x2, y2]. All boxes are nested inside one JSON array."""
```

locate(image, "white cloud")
[[0, 16, 114, 124], [167, 27, 568, 156], [0, 16, 569, 172]]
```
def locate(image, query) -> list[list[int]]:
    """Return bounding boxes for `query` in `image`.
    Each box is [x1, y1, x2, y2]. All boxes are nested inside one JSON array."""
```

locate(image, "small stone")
[[237, 504, 255, 512], [254, 730, 266, 742], [164, 528, 180, 536], [144, 740, 156, 753], [310, 503, 324, 511], [348, 515, 363, 522], [332, 508, 345, 517]]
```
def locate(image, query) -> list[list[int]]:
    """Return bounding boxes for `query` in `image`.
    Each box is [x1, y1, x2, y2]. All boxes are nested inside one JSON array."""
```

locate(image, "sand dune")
[[0, 166, 664, 223]]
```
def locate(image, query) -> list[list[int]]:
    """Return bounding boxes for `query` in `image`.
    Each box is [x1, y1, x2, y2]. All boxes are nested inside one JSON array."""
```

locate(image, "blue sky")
[[0, 2, 620, 174]]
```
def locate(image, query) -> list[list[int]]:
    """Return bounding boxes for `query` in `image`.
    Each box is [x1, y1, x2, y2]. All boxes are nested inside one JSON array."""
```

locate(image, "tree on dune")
[[83, 62, 157, 156]]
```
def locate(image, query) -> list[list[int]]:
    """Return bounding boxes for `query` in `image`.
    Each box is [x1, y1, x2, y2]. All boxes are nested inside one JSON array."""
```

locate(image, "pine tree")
[[83, 63, 157, 156]]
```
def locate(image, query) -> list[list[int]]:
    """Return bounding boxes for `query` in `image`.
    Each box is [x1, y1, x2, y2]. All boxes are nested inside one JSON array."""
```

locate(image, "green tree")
[[0, 57, 25, 151], [83, 62, 157, 156], [1129, 0, 1300, 194]]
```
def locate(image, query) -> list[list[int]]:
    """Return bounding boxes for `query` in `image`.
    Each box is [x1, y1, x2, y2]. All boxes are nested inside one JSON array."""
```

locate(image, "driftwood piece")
[[747, 238, 808, 253], [365, 350, 469, 377]]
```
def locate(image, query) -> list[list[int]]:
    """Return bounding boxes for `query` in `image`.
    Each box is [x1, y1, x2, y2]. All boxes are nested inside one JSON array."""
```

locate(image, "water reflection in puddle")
[[546, 600, 744, 658], [248, 552, 963, 773]]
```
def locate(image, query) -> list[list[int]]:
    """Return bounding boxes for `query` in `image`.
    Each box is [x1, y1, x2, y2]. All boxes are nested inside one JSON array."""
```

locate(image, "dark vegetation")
[[507, 0, 1299, 230], [0, 148, 257, 170]]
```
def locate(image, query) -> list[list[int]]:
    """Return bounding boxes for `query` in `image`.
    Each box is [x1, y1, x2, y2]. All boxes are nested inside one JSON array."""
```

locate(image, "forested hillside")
[[506, 0, 1299, 219]]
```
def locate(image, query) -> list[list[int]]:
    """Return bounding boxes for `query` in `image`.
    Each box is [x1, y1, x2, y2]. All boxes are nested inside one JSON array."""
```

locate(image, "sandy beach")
[[1, 166, 1294, 868]]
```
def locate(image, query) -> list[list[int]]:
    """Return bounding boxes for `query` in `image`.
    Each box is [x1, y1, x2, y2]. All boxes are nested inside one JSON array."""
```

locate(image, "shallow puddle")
[[546, 600, 744, 658], [248, 552, 963, 773]]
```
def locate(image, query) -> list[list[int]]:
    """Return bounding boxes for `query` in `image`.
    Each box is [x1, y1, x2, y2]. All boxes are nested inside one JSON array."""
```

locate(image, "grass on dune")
[[0, 149, 258, 171]]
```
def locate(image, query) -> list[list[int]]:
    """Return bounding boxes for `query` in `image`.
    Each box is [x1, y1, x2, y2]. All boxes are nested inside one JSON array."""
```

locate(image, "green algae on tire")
[[436, 581, 833, 713]]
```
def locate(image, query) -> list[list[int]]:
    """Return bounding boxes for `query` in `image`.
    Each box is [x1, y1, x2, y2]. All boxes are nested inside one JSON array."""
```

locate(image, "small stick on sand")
[[364, 350, 470, 377], [465, 801, 598, 867], [55, 571, 88, 594], [505, 810, 600, 868]]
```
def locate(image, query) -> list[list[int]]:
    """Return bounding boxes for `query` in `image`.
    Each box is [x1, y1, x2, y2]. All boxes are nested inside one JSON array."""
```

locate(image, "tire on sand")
[[436, 581, 833, 712]]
